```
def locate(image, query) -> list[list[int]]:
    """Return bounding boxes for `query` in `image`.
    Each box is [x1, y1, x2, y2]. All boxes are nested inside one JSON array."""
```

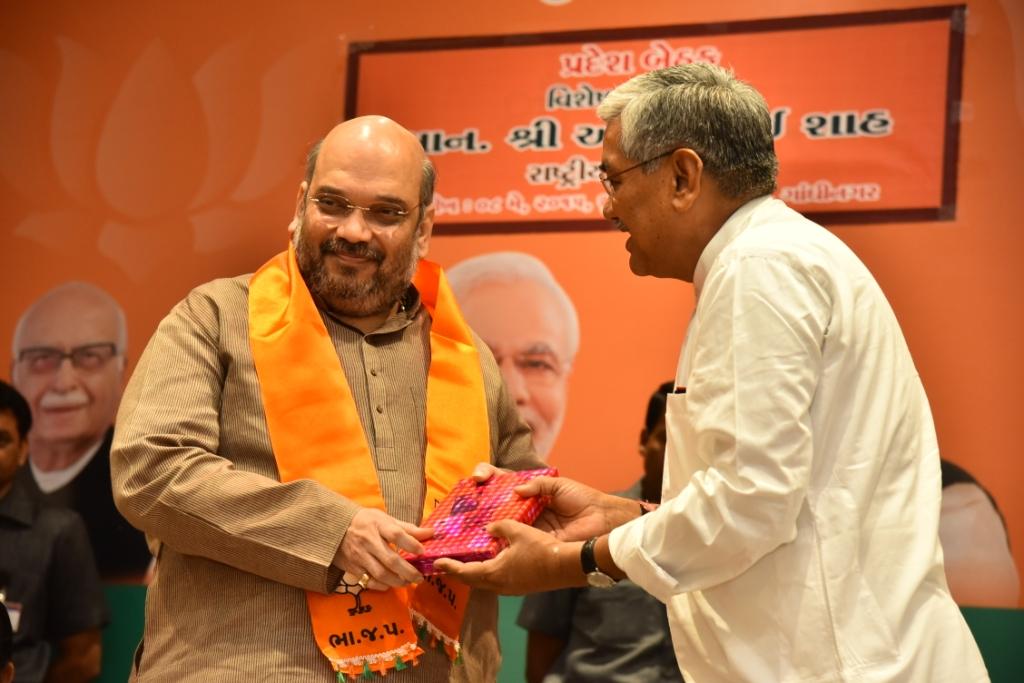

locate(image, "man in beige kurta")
[[111, 116, 541, 682]]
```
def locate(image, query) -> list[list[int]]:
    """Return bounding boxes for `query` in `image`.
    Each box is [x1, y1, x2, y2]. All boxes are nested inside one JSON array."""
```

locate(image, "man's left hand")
[[432, 520, 583, 594]]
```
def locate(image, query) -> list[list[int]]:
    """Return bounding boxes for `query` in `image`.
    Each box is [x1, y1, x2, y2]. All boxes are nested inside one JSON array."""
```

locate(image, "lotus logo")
[[0, 36, 332, 281]]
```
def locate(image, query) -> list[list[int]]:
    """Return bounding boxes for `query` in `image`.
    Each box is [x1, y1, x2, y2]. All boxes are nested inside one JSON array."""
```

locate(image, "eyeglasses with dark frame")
[[598, 148, 678, 197], [17, 343, 120, 375], [307, 193, 420, 230]]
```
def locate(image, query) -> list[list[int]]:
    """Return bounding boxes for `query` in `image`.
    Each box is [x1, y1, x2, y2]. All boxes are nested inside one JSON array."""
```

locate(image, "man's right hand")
[[333, 508, 433, 590], [515, 475, 638, 542]]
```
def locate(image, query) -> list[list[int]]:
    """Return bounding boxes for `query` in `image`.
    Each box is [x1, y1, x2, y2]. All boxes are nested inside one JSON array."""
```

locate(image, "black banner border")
[[345, 5, 966, 234]]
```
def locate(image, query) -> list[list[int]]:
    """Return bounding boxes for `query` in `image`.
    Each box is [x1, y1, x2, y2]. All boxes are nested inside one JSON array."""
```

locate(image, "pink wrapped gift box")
[[402, 467, 558, 575]]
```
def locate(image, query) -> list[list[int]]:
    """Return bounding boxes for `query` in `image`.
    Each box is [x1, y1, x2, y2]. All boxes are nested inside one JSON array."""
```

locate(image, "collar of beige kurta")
[[248, 243, 489, 680]]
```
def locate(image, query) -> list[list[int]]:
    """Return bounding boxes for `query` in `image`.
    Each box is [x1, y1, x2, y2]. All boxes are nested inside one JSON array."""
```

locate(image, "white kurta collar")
[[693, 194, 774, 300]]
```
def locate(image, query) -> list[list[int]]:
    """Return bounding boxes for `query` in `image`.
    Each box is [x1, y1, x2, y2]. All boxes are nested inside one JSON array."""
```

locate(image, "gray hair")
[[304, 139, 436, 214], [447, 252, 580, 362], [596, 63, 777, 199]]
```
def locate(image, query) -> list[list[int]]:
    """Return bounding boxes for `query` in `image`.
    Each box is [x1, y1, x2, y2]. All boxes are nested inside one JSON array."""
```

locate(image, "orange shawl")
[[249, 244, 488, 679]]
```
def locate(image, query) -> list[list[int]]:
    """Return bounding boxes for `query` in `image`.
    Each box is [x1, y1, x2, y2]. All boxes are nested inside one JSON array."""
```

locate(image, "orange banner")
[[349, 6, 963, 230]]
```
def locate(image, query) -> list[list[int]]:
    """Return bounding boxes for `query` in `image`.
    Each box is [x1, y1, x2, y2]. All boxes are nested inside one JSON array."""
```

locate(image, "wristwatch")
[[580, 537, 617, 588]]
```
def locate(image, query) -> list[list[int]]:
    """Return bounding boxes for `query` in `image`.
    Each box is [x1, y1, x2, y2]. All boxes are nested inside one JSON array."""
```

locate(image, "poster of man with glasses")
[[10, 281, 151, 581]]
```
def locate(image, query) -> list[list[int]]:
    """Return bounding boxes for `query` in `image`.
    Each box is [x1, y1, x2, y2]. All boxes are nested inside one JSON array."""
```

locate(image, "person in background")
[[939, 459, 1019, 607], [518, 380, 682, 683], [10, 282, 150, 580], [447, 252, 579, 460], [110, 115, 541, 682], [436, 63, 988, 682], [0, 380, 106, 683]]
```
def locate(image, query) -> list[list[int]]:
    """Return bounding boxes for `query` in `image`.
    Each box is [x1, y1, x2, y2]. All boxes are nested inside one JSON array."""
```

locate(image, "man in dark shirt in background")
[[518, 381, 683, 683], [0, 380, 107, 682]]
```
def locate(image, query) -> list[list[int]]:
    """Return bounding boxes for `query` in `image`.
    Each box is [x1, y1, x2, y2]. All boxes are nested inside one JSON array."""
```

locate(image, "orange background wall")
[[1, 0, 1022, 604]]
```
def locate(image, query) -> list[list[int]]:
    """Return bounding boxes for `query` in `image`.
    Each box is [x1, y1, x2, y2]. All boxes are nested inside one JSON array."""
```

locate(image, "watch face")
[[586, 571, 617, 588]]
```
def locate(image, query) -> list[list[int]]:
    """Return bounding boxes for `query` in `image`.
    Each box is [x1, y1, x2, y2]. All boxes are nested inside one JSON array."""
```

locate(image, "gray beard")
[[293, 223, 420, 320]]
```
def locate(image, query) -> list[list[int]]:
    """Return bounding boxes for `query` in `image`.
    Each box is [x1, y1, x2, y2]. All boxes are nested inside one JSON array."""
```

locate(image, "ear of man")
[[293, 181, 309, 221], [415, 204, 436, 260], [669, 148, 703, 213]]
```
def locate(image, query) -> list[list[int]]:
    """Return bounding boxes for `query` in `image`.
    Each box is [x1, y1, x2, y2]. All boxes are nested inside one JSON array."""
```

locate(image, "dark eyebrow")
[[312, 185, 411, 207], [19, 342, 115, 353], [18, 346, 61, 355], [373, 194, 411, 207], [311, 185, 345, 198]]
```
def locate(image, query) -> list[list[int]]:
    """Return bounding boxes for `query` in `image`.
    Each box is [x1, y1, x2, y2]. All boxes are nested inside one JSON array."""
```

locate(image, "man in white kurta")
[[436, 64, 988, 682], [609, 194, 987, 681]]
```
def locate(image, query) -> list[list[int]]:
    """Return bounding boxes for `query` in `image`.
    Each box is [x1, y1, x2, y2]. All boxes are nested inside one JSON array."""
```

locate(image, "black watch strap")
[[580, 537, 600, 574]]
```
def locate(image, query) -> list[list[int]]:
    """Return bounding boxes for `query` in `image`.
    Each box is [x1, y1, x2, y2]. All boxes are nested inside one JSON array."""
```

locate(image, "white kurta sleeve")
[[611, 252, 832, 603]]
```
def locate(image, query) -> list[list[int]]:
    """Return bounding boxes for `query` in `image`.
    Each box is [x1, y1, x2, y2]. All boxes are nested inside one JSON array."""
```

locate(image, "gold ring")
[[357, 573, 370, 590]]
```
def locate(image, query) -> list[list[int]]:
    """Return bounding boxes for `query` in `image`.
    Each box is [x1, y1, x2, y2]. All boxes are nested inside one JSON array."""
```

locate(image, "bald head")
[[12, 282, 127, 469], [305, 116, 436, 211], [327, 116, 425, 158], [13, 282, 127, 355]]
